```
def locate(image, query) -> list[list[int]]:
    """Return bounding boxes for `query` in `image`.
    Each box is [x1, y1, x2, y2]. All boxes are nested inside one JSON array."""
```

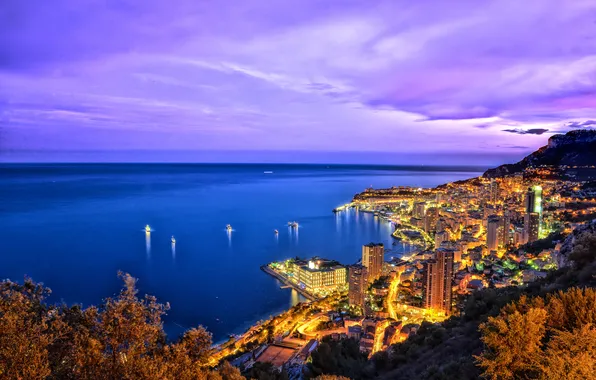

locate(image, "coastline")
[[260, 264, 317, 302]]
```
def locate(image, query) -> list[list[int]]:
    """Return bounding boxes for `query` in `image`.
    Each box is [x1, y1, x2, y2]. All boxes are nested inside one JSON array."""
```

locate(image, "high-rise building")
[[524, 212, 540, 243], [500, 211, 511, 247], [362, 243, 384, 282], [524, 186, 543, 238], [525, 186, 543, 215], [486, 215, 500, 252], [422, 249, 454, 314], [489, 179, 500, 204], [424, 207, 439, 234], [413, 202, 426, 219], [348, 265, 368, 308]]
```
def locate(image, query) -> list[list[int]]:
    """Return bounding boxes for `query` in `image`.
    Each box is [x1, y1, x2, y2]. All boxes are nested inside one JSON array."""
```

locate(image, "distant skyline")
[[2, 0, 596, 163]]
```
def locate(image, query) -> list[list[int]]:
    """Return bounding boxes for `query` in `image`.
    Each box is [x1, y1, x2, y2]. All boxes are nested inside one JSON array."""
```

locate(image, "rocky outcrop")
[[484, 129, 596, 178], [555, 219, 596, 268]]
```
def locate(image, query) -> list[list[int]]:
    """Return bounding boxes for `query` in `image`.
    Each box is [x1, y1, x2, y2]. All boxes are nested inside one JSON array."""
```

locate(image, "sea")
[[0, 164, 483, 341]]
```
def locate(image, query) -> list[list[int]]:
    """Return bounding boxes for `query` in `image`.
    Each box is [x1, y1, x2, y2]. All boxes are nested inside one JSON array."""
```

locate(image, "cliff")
[[483, 129, 596, 178]]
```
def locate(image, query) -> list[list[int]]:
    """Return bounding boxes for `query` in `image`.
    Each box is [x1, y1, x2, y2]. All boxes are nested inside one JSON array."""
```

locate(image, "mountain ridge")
[[483, 129, 596, 178]]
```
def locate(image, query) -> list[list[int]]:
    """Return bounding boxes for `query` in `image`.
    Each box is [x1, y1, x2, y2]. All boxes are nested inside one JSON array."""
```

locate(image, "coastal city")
[[204, 144, 596, 377]]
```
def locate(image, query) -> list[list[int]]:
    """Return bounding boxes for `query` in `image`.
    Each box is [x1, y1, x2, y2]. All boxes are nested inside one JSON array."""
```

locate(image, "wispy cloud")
[[502, 128, 550, 135], [2, 0, 596, 157]]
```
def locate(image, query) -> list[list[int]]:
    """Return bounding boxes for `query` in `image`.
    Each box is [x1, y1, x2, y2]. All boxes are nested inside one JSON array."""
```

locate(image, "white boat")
[[287, 221, 299, 228], [171, 236, 176, 244], [145, 225, 151, 233], [226, 224, 233, 231], [274, 229, 279, 234]]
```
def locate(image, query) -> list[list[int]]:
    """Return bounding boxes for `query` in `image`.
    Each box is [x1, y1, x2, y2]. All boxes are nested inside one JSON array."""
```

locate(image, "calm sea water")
[[0, 164, 482, 341]]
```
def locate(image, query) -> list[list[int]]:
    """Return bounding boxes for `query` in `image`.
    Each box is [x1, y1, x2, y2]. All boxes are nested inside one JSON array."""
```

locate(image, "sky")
[[1, 0, 596, 163]]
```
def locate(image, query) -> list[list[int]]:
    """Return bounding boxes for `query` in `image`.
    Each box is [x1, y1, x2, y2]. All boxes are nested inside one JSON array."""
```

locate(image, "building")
[[362, 243, 384, 282], [293, 258, 347, 294], [486, 215, 500, 252], [422, 248, 454, 314], [413, 202, 426, 219], [348, 265, 368, 308], [424, 207, 439, 234], [525, 186, 543, 215], [489, 179, 500, 204], [525, 185, 543, 239], [435, 230, 450, 249], [524, 212, 540, 243], [500, 211, 511, 247]]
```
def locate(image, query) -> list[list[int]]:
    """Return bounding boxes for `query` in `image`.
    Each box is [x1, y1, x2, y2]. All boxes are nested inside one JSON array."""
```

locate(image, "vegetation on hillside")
[[305, 231, 596, 380], [0, 272, 243, 380]]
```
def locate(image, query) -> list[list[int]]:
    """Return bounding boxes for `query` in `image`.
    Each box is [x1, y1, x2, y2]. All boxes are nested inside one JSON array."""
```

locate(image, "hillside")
[[483, 129, 596, 178], [305, 221, 596, 380]]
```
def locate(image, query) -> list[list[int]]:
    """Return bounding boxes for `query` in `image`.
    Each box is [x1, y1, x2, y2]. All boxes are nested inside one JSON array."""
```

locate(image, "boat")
[[287, 221, 299, 228], [145, 225, 151, 233], [274, 229, 279, 234], [226, 224, 233, 232], [171, 236, 176, 244]]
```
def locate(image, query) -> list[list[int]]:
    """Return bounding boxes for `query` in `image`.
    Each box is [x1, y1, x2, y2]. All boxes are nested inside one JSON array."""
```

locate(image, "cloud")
[[2, 0, 596, 157], [563, 120, 596, 129], [502, 128, 550, 135]]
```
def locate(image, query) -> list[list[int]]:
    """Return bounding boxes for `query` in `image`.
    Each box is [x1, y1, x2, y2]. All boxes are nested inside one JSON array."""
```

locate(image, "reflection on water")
[[171, 242, 176, 258], [226, 230, 232, 247], [145, 231, 151, 258], [289, 289, 308, 307]]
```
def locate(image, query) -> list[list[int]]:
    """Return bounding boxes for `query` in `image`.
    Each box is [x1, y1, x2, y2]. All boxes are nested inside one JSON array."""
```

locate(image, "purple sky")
[[1, 0, 596, 163]]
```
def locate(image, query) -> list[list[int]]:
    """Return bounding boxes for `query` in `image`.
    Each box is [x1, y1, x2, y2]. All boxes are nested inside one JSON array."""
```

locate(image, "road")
[[386, 270, 403, 320]]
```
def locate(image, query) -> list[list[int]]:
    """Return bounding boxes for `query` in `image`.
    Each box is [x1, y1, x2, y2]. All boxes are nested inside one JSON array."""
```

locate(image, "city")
[[205, 157, 596, 376]]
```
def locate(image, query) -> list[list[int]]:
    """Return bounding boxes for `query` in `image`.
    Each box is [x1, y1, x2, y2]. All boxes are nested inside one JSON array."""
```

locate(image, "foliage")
[[0, 272, 244, 380], [477, 287, 596, 380], [307, 337, 370, 379], [518, 231, 566, 254]]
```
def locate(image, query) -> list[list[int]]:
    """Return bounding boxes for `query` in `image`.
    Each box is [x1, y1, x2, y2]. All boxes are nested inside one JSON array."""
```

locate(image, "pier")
[[260, 265, 317, 301]]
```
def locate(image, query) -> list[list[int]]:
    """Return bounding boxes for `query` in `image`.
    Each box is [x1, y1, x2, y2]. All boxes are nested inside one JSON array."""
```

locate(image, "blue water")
[[0, 164, 482, 341]]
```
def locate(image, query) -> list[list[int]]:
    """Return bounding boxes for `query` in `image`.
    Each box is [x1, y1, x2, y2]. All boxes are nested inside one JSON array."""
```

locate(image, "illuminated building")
[[435, 230, 450, 249], [524, 212, 540, 243], [422, 248, 454, 314], [294, 258, 347, 293], [524, 186, 543, 239], [500, 211, 511, 247], [348, 265, 368, 308], [424, 207, 439, 234], [362, 243, 384, 282], [413, 202, 426, 219], [486, 215, 500, 252], [489, 179, 500, 204], [410, 217, 424, 229], [525, 186, 543, 215]]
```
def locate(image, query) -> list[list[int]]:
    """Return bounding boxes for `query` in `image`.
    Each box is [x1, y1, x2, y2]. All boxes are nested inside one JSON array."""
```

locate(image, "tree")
[[0, 278, 53, 379], [540, 325, 596, 380], [94, 272, 169, 378], [477, 288, 596, 380], [477, 308, 547, 380], [219, 361, 245, 380]]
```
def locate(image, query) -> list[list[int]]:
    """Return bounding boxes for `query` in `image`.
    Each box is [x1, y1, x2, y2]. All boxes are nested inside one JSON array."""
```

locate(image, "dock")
[[260, 265, 317, 301]]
